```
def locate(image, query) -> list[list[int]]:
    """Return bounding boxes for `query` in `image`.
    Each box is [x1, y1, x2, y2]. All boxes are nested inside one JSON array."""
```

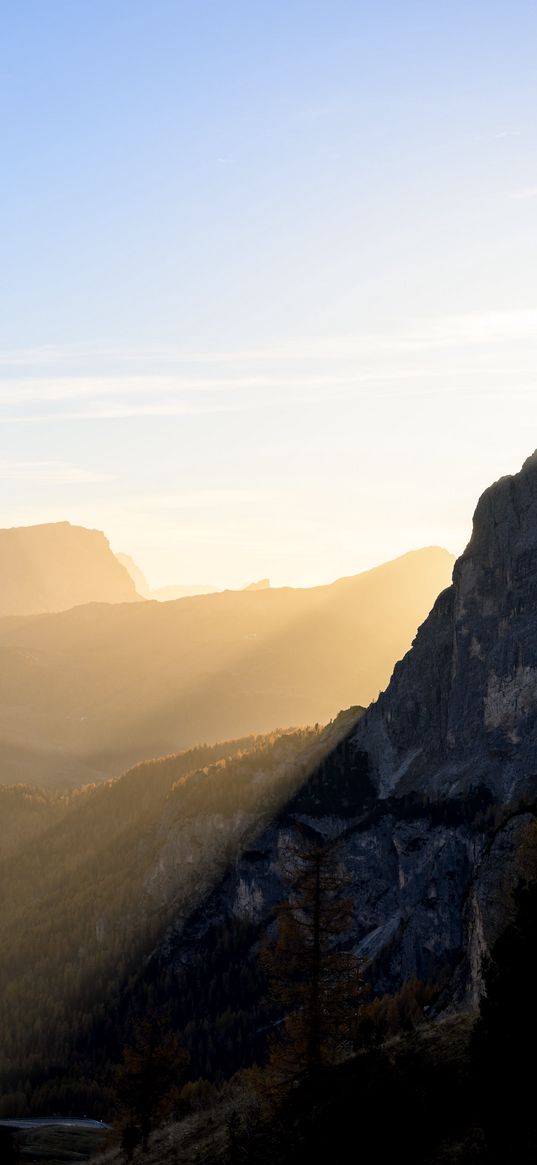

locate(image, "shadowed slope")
[[0, 713, 362, 1115]]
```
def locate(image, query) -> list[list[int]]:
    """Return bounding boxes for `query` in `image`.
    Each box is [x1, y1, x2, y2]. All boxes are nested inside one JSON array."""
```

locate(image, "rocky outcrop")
[[163, 761, 523, 1009], [158, 453, 537, 1008], [351, 449, 537, 803], [0, 522, 141, 616]]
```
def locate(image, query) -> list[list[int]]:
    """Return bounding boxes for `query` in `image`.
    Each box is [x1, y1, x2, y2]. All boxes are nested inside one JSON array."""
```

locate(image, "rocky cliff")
[[156, 453, 537, 1013], [352, 448, 537, 803], [0, 522, 141, 615]]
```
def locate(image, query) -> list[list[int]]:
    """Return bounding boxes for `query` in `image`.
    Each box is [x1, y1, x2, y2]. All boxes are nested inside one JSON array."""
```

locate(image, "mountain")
[[353, 448, 537, 803], [183, 449, 537, 1013], [3, 456, 537, 1139], [5, 453, 537, 1123], [0, 522, 141, 616], [243, 578, 271, 591], [0, 546, 452, 788], [117, 553, 218, 600], [0, 713, 361, 1116]]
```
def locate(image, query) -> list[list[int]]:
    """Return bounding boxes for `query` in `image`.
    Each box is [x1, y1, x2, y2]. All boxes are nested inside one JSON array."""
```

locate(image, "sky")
[[1, 0, 537, 588]]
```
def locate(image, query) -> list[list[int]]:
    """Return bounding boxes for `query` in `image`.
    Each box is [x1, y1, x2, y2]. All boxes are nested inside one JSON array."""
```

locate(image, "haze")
[[2, 1, 537, 588]]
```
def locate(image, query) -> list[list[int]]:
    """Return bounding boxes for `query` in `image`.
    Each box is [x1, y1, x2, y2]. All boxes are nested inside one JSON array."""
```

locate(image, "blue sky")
[[1, 1, 537, 586]]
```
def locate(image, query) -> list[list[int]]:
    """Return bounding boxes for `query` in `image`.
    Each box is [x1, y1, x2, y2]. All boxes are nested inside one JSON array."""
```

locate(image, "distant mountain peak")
[[117, 553, 218, 601], [243, 578, 271, 591], [0, 522, 141, 617]]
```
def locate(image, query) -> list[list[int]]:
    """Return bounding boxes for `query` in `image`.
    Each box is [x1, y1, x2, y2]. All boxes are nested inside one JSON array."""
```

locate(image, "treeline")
[[96, 820, 537, 1165], [0, 714, 361, 1117]]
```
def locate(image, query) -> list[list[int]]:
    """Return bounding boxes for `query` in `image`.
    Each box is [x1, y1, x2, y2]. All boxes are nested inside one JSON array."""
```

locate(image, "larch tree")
[[116, 1017, 188, 1152], [261, 827, 366, 1107]]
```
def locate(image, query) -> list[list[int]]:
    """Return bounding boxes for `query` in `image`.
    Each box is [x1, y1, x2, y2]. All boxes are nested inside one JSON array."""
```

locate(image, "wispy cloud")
[[2, 309, 537, 375], [0, 373, 369, 404], [0, 461, 111, 483], [511, 186, 537, 200], [0, 402, 264, 425], [0, 311, 536, 426], [72, 401, 250, 420], [130, 489, 279, 511]]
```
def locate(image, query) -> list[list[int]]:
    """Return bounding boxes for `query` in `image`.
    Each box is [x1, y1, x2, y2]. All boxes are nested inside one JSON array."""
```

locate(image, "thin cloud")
[[0, 310, 536, 428], [135, 489, 280, 511], [0, 377, 372, 410], [73, 401, 250, 420], [0, 401, 260, 424], [511, 186, 537, 200], [2, 309, 537, 374], [0, 461, 112, 483]]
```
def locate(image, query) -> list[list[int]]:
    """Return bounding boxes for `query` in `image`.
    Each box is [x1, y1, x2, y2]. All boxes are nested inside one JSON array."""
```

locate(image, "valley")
[[0, 545, 452, 788]]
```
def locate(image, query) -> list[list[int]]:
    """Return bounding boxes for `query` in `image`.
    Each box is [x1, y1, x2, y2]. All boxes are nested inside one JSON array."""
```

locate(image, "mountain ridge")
[[351, 448, 537, 802], [141, 450, 537, 1033], [0, 546, 453, 788], [3, 456, 537, 1116], [117, 552, 219, 601], [0, 521, 141, 616]]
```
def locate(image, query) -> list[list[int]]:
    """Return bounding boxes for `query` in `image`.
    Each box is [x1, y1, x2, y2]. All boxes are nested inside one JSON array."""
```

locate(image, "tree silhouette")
[[261, 828, 366, 1107], [116, 1018, 188, 1152], [472, 822, 537, 1164], [0, 1128, 19, 1164]]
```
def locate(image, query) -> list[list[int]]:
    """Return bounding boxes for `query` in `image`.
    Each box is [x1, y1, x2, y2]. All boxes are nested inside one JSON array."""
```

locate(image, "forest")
[[0, 712, 362, 1118]]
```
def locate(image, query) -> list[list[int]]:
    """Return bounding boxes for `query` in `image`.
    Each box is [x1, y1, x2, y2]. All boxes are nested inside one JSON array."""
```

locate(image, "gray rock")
[[162, 452, 537, 1008], [352, 449, 537, 803]]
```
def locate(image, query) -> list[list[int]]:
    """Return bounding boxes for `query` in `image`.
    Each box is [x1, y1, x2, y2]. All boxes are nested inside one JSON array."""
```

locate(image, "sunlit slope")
[[0, 547, 453, 787], [0, 522, 141, 616]]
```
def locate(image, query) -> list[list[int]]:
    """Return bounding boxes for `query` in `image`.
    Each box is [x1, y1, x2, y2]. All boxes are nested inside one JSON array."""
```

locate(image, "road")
[[0, 1118, 109, 1130]]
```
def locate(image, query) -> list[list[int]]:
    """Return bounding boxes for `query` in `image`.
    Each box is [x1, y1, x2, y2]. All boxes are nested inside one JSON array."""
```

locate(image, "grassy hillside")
[[0, 547, 453, 788]]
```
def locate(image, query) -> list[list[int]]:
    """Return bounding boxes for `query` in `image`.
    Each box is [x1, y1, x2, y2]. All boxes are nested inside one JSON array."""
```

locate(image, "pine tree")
[[116, 1018, 188, 1152], [261, 828, 365, 1106]]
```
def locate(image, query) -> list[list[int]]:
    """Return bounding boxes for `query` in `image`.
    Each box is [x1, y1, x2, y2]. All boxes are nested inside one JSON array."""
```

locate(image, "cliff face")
[[162, 748, 520, 1009], [353, 449, 537, 802], [157, 454, 537, 1009], [0, 522, 141, 616]]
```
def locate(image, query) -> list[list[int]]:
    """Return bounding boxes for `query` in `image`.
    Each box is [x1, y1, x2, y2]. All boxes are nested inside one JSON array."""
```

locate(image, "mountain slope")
[[187, 450, 537, 1013], [0, 713, 362, 1116], [0, 522, 141, 616], [3, 458, 537, 1122], [112, 449, 537, 1077], [0, 547, 453, 788]]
